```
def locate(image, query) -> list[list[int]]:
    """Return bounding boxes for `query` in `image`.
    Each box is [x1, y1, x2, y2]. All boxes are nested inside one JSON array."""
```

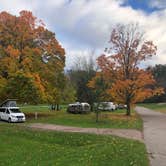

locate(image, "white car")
[[0, 107, 26, 123]]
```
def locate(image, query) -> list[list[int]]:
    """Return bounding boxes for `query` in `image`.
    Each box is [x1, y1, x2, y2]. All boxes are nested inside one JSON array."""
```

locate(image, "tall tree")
[[68, 51, 97, 107], [0, 10, 65, 104], [89, 24, 163, 115]]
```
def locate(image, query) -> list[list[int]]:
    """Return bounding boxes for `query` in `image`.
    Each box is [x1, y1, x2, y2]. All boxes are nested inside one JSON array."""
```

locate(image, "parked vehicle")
[[98, 102, 116, 111], [117, 104, 127, 109], [67, 102, 90, 114], [0, 99, 26, 123]]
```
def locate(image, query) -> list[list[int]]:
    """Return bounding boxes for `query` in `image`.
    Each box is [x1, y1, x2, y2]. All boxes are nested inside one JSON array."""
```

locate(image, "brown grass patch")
[[25, 112, 55, 119], [101, 113, 138, 121]]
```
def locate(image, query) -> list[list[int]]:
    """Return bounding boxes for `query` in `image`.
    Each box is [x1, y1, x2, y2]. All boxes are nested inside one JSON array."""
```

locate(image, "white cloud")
[[0, 0, 166, 68], [0, 0, 33, 14], [149, 0, 166, 9]]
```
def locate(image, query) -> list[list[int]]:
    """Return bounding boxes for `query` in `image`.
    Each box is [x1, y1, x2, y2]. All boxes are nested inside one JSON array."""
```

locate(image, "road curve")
[[136, 106, 166, 166]]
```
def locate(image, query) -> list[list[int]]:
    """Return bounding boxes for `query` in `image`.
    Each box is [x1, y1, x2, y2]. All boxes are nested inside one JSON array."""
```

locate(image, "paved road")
[[136, 106, 166, 166]]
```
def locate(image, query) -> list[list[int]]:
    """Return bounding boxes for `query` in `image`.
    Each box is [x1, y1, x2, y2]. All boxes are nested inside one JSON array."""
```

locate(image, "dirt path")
[[28, 123, 143, 142], [136, 106, 166, 166]]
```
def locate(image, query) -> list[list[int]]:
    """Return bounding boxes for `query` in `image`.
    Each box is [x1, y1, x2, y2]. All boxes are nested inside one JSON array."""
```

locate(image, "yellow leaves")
[[0, 76, 7, 88], [0, 56, 18, 75]]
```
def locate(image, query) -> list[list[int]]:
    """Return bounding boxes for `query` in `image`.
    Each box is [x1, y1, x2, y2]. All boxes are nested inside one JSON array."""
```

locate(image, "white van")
[[0, 99, 26, 123], [98, 102, 116, 111]]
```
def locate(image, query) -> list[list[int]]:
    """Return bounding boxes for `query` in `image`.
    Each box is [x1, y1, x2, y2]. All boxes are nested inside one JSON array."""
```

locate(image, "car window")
[[0, 108, 6, 112], [6, 109, 10, 114], [10, 109, 21, 113]]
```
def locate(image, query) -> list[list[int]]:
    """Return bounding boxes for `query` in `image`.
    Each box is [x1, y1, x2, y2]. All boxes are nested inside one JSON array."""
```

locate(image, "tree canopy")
[[88, 24, 163, 115], [0, 10, 65, 104]]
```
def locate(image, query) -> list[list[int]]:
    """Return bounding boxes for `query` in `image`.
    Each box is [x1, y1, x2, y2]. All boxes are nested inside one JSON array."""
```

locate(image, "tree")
[[145, 64, 166, 102], [88, 72, 110, 122], [0, 10, 65, 104], [4, 71, 45, 104], [89, 24, 163, 116], [148, 64, 166, 91], [68, 51, 97, 107], [61, 78, 77, 104]]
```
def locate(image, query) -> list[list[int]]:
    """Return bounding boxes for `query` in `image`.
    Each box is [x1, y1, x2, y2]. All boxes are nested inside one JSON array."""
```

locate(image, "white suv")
[[0, 107, 26, 123]]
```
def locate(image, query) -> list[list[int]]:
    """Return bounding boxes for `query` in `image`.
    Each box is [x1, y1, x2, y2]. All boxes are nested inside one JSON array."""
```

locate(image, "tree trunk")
[[95, 103, 101, 122], [90, 104, 93, 111], [96, 110, 99, 123], [126, 102, 131, 116], [57, 104, 60, 111]]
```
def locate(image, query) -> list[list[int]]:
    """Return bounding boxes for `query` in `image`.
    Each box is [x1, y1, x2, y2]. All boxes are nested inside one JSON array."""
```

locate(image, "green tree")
[[68, 52, 97, 107], [88, 72, 109, 122], [3, 72, 45, 104], [61, 79, 77, 104], [145, 64, 166, 102]]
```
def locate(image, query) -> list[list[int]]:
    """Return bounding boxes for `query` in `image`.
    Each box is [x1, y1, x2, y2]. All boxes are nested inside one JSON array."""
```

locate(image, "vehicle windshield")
[[10, 108, 21, 113]]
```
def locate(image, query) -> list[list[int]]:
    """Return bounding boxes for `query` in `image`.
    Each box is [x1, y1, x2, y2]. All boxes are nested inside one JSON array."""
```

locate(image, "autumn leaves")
[[0, 11, 65, 104], [0, 11, 163, 112], [88, 24, 163, 115]]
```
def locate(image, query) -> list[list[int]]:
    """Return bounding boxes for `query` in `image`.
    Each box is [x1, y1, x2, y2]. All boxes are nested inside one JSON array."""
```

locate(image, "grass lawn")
[[19, 104, 51, 112], [0, 123, 148, 166], [20, 105, 143, 130], [19, 104, 67, 112], [139, 103, 166, 113]]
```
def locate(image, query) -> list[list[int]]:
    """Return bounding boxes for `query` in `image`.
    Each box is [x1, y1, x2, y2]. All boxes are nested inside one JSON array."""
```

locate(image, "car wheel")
[[8, 118, 11, 123]]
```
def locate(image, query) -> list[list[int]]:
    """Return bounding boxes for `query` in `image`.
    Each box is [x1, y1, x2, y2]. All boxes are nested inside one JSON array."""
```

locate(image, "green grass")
[[24, 109, 142, 130], [0, 123, 148, 166], [139, 103, 166, 113], [19, 104, 67, 112], [19, 104, 50, 112], [18, 105, 143, 130]]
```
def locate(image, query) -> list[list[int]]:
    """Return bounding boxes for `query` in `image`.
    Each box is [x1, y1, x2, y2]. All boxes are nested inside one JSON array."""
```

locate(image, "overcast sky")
[[0, 0, 166, 69]]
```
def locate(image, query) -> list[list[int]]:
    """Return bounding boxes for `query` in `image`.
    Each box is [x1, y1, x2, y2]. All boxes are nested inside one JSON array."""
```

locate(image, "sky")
[[0, 0, 166, 69]]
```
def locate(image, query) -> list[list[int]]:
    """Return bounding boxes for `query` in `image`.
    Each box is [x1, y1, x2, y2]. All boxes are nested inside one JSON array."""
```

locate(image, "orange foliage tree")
[[0, 10, 65, 104], [88, 24, 163, 115]]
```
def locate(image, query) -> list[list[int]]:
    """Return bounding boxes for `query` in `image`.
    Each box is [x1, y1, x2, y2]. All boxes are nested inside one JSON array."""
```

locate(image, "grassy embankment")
[[0, 123, 148, 166]]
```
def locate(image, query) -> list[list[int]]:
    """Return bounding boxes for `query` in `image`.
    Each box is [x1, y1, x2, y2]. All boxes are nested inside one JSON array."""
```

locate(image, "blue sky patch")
[[121, 0, 160, 13]]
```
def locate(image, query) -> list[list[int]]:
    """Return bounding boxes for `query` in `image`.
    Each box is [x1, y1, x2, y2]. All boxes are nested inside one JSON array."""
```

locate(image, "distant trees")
[[145, 64, 166, 102], [151, 64, 166, 90], [67, 52, 97, 108], [61, 79, 77, 104], [0, 10, 65, 104], [89, 24, 163, 116]]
